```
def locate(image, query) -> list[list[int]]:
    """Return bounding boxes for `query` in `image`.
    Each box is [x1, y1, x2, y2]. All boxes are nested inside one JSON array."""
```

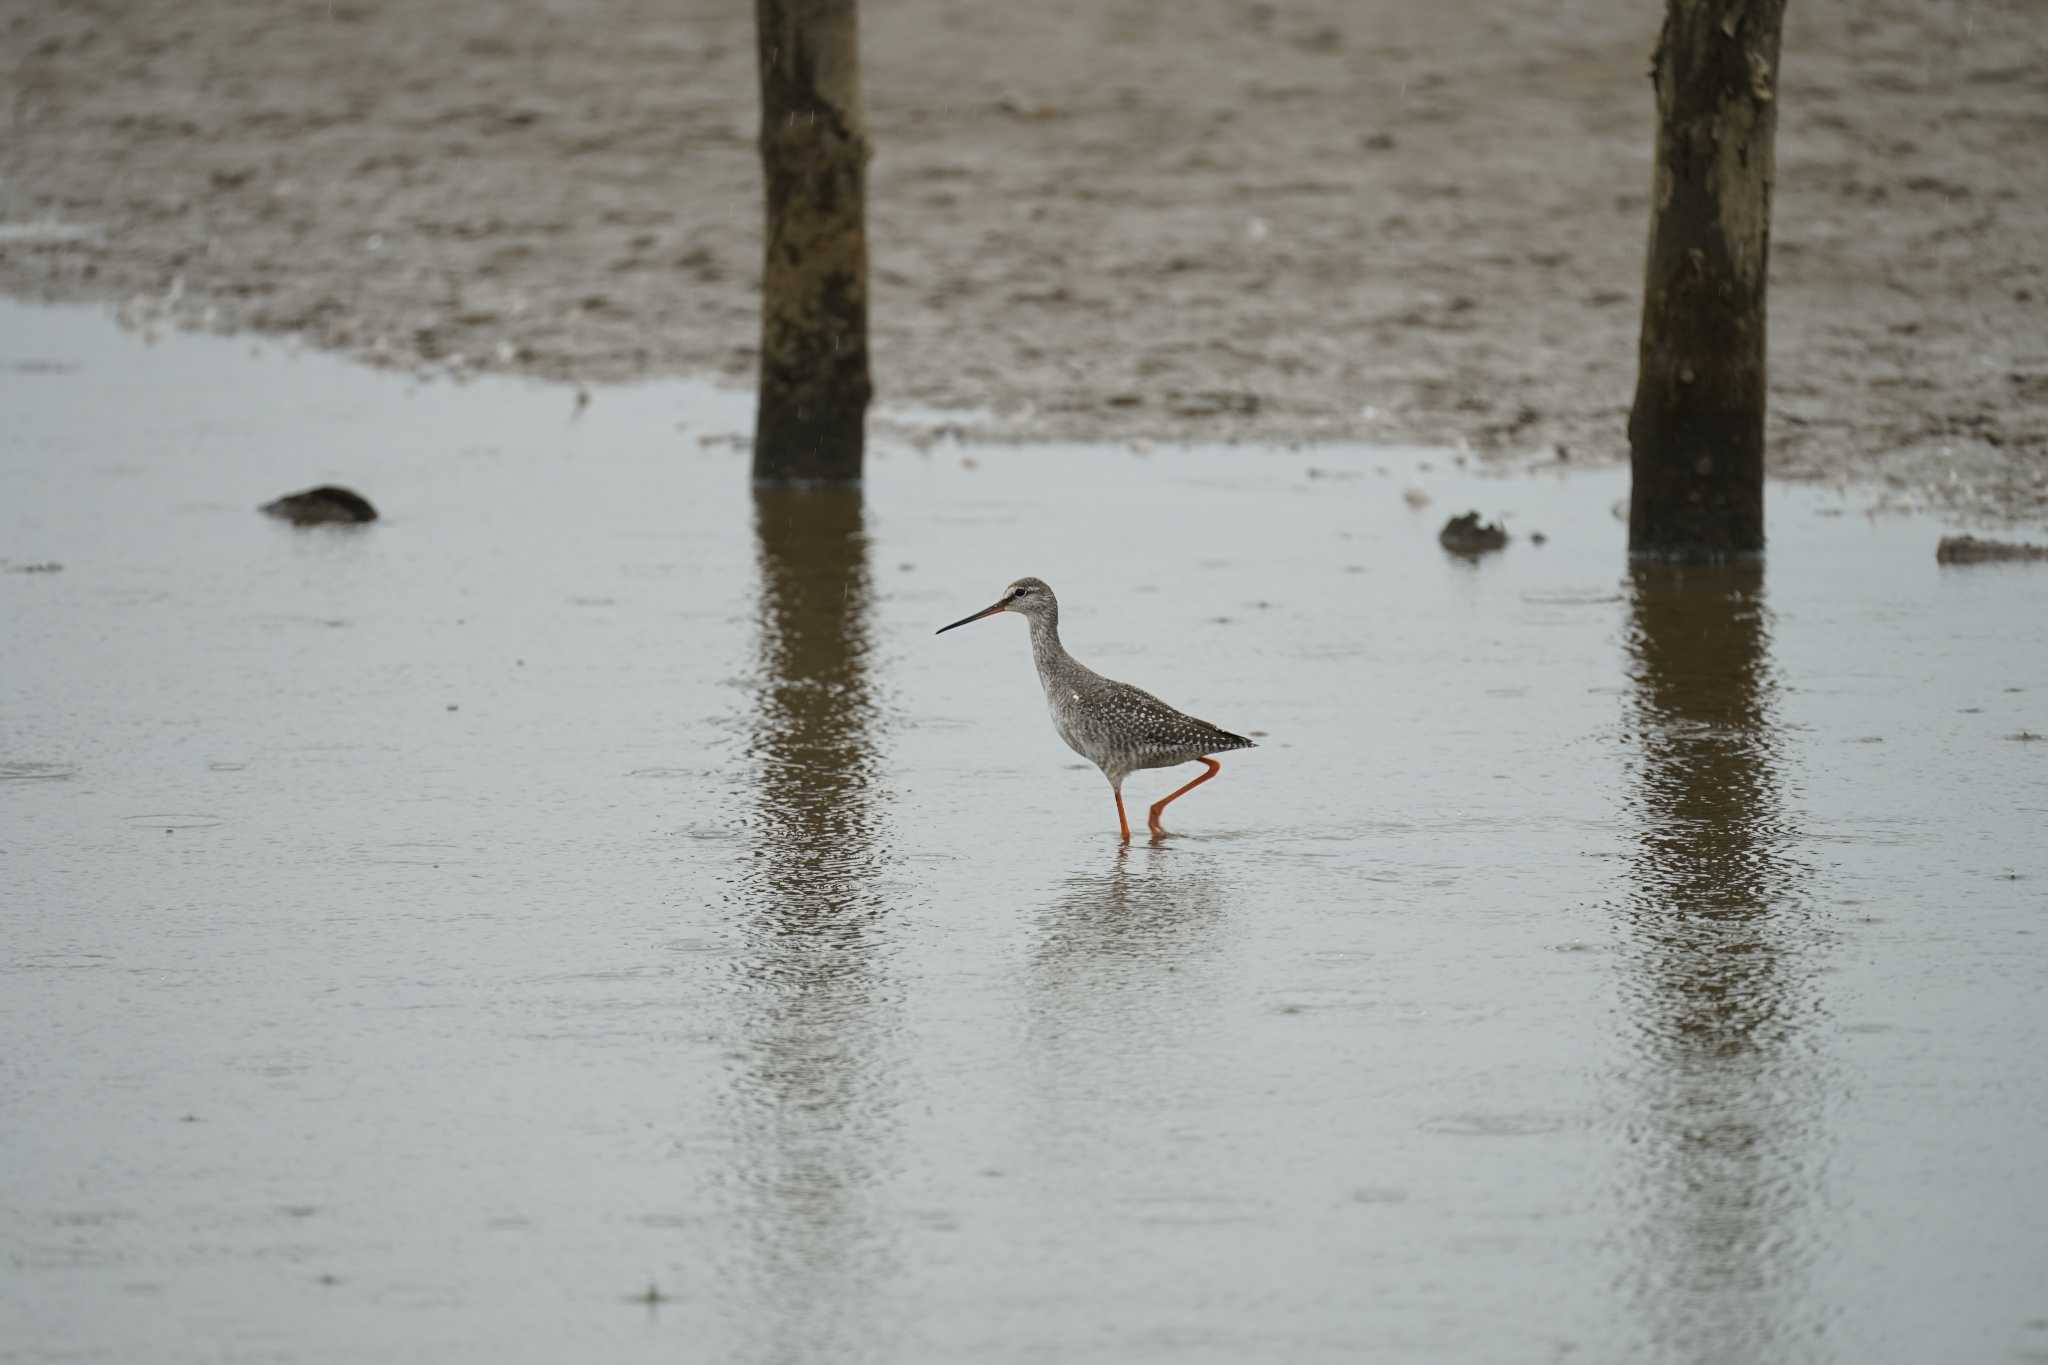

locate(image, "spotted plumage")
[[936, 576, 1256, 840]]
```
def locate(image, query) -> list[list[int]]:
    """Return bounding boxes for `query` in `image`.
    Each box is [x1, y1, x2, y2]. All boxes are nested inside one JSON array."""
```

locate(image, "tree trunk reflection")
[[1619, 561, 1825, 1358], [715, 486, 901, 1359]]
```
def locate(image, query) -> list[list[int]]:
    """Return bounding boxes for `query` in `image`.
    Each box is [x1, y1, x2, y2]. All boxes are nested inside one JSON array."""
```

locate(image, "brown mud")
[[3, 0, 2044, 519]]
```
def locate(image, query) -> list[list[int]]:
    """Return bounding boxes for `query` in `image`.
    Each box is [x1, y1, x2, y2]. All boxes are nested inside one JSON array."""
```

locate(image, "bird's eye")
[[1011, 586, 1029, 598]]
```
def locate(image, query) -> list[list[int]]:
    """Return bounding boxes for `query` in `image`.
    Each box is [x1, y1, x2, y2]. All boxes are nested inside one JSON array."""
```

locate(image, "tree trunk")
[[1627, 0, 1786, 561], [752, 0, 871, 484]]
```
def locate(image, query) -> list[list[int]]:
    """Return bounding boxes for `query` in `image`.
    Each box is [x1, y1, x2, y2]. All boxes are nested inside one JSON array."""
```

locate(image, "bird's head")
[[936, 576, 1056, 634]]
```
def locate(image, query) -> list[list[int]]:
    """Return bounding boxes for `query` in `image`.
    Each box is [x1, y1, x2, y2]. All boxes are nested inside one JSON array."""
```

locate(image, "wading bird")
[[936, 577, 1255, 841]]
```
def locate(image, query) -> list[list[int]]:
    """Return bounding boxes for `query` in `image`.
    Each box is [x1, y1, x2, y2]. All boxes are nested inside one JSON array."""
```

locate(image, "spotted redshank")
[[937, 577, 1256, 841]]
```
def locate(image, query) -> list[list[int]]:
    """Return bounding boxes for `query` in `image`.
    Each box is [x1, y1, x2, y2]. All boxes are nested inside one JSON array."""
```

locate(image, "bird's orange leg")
[[1149, 757, 1222, 835], [1113, 788, 1131, 843]]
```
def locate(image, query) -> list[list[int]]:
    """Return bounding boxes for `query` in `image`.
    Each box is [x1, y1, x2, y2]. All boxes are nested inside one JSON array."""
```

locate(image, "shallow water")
[[3, 302, 2046, 1364]]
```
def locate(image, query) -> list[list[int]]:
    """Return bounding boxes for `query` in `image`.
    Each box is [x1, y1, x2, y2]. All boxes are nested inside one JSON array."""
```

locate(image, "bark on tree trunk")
[[752, 0, 871, 484], [1627, 0, 1786, 560]]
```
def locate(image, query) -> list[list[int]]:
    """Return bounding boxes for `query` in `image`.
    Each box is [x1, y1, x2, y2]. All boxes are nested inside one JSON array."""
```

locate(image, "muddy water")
[[3, 301, 2046, 1364]]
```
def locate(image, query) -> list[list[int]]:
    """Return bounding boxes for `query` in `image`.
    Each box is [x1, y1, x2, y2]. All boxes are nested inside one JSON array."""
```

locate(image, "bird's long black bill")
[[935, 602, 1005, 635]]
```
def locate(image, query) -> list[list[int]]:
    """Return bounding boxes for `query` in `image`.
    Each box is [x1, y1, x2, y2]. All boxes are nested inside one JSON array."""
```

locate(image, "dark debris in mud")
[[1438, 511, 1510, 556], [1935, 534, 2048, 565], [261, 485, 379, 526]]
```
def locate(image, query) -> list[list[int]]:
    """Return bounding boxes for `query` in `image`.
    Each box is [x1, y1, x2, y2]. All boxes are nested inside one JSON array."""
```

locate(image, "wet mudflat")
[[4, 301, 2046, 1364], [7, 0, 2047, 524]]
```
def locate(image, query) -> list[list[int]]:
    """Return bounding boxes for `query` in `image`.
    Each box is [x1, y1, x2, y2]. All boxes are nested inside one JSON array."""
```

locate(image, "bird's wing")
[[1105, 679, 1252, 753]]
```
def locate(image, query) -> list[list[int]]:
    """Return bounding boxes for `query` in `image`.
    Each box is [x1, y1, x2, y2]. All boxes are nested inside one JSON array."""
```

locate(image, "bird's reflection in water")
[[1617, 560, 1826, 1361], [1039, 846, 1225, 969], [713, 486, 904, 1362], [1027, 848, 1228, 1154]]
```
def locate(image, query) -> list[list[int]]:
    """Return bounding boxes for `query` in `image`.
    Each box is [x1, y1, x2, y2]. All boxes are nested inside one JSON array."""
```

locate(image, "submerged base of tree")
[[1626, 537, 1766, 567], [752, 389, 869, 485]]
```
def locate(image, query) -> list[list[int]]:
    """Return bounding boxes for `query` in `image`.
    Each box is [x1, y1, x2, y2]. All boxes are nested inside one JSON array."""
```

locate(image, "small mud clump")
[[261, 486, 378, 526], [1935, 535, 2048, 565], [1439, 512, 1509, 556]]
